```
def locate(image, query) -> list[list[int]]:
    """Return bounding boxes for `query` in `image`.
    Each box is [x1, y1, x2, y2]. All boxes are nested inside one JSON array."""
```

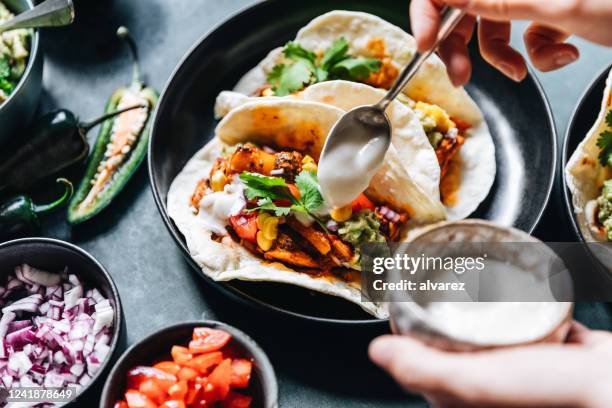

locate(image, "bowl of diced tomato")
[[100, 321, 278, 408]]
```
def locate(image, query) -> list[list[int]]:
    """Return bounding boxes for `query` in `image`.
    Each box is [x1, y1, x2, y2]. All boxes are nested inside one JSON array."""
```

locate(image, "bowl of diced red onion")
[[0, 237, 123, 406]]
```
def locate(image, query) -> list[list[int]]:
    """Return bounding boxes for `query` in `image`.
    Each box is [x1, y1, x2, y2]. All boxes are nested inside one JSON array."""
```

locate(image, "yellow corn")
[[415, 101, 456, 134], [262, 88, 275, 97], [257, 231, 273, 251], [257, 212, 271, 229], [210, 171, 227, 192], [302, 162, 318, 173], [262, 217, 279, 240], [302, 155, 315, 164], [331, 205, 352, 222]]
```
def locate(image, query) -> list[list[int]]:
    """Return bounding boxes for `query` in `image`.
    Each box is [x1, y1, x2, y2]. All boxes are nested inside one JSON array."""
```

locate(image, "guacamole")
[[338, 210, 385, 263], [597, 179, 612, 241], [0, 1, 30, 103]]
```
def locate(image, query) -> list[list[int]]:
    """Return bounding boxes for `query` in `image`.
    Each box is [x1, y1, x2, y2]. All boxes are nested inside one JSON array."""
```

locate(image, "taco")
[[168, 99, 446, 318], [217, 10, 496, 220], [566, 68, 612, 241]]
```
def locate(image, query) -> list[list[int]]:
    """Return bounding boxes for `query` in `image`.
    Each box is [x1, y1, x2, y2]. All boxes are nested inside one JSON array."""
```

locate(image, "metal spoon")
[[318, 7, 465, 206], [0, 0, 74, 34]]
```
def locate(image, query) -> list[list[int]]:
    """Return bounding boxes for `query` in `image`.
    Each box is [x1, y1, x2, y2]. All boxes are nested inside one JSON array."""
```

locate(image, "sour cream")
[[197, 179, 245, 235]]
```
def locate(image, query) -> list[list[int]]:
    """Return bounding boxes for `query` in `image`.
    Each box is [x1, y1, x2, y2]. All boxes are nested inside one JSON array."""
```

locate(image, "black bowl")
[[100, 320, 278, 408], [148, 0, 556, 324], [562, 64, 612, 242], [0, 237, 124, 406]]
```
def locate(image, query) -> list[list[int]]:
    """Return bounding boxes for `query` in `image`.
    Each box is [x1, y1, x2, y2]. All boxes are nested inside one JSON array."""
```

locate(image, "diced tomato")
[[222, 392, 253, 408], [139, 379, 166, 404], [171, 345, 193, 365], [114, 402, 128, 408], [160, 401, 186, 408], [168, 379, 188, 400], [287, 184, 301, 200], [351, 193, 375, 212], [229, 213, 258, 243], [185, 378, 205, 404], [125, 390, 157, 408], [230, 359, 252, 388], [127, 366, 177, 390], [153, 361, 181, 376], [203, 359, 232, 401], [189, 328, 232, 353], [177, 366, 199, 382], [185, 351, 223, 373]]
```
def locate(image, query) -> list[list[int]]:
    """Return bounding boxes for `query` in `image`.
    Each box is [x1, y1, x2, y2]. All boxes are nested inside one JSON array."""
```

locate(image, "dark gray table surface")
[[27, 0, 612, 406]]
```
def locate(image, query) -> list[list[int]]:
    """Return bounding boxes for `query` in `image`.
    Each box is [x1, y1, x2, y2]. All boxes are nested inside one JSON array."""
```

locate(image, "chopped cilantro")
[[267, 37, 382, 96], [597, 110, 612, 167], [0, 57, 10, 79]]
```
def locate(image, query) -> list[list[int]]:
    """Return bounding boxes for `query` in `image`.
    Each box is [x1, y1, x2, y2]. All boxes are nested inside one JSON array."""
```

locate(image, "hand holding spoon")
[[318, 7, 465, 208], [0, 0, 74, 34]]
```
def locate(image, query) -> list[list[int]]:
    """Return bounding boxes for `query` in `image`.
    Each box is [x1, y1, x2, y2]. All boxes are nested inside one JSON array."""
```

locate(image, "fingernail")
[[554, 52, 578, 67], [498, 63, 519, 81], [369, 337, 394, 366]]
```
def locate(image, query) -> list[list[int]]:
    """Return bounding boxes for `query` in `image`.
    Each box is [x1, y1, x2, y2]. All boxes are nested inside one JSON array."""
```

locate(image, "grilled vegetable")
[[0, 107, 143, 194], [67, 27, 158, 224], [0, 179, 73, 240]]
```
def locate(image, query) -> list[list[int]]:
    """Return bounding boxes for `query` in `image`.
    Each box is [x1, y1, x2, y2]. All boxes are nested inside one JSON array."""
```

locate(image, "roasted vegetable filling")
[[0, 2, 30, 103], [191, 143, 407, 274], [592, 110, 612, 240]]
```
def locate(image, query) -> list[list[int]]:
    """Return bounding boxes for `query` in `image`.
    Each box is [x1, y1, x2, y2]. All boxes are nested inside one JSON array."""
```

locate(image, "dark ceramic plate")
[[563, 64, 612, 242], [0, 238, 124, 407], [148, 0, 556, 324], [100, 320, 278, 408]]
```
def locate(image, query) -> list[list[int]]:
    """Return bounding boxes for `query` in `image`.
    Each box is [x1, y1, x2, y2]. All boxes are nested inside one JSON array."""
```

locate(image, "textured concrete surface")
[[29, 0, 612, 406]]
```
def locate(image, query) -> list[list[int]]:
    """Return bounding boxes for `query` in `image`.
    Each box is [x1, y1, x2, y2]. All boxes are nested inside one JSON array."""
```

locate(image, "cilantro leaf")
[[329, 57, 382, 81], [320, 38, 350, 71], [0, 78, 13, 94], [255, 198, 292, 216], [597, 129, 612, 167], [606, 110, 612, 128], [239, 172, 290, 200], [268, 59, 314, 96], [295, 170, 323, 212], [0, 57, 9, 79], [283, 41, 317, 64]]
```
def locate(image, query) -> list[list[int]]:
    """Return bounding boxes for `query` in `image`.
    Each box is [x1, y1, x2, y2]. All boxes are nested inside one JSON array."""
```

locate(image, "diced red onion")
[[16, 264, 62, 287], [379, 206, 401, 223], [326, 220, 338, 232]]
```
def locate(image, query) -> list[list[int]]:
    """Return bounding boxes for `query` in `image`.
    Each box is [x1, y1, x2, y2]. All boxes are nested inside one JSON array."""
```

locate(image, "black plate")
[[563, 64, 612, 242], [148, 0, 556, 324], [100, 320, 278, 408]]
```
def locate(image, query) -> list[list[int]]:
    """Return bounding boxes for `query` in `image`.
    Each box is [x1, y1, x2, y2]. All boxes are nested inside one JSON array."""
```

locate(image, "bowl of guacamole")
[[0, 0, 42, 143]]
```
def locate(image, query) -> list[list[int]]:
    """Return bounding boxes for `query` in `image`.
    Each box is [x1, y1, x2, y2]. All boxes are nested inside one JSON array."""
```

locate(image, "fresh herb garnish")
[[267, 38, 382, 96], [0, 57, 13, 94], [596, 110, 612, 167], [239, 170, 325, 220]]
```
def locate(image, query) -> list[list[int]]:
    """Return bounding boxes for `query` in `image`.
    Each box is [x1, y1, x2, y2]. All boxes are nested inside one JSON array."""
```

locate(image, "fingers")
[[567, 321, 612, 348], [438, 15, 476, 86], [410, 0, 443, 51], [523, 23, 579, 72], [478, 18, 527, 81], [443, 0, 563, 22]]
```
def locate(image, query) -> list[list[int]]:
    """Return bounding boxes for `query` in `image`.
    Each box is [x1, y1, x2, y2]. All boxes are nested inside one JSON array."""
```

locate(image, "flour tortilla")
[[565, 68, 612, 242], [168, 99, 446, 318], [229, 10, 495, 220]]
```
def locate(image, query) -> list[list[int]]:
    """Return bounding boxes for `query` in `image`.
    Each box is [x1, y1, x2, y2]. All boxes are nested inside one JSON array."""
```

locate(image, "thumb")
[[443, 0, 564, 22]]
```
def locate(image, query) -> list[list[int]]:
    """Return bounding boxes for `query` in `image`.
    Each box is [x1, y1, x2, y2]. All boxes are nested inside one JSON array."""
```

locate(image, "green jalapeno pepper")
[[67, 27, 158, 225], [0, 105, 145, 194], [0, 179, 73, 241]]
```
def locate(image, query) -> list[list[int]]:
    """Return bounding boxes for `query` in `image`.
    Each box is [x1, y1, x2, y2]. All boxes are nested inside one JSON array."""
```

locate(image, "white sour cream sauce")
[[196, 179, 245, 235], [318, 135, 387, 208]]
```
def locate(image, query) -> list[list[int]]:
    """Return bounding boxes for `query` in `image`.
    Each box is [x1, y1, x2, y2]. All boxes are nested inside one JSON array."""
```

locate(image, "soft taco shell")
[[565, 68, 612, 241]]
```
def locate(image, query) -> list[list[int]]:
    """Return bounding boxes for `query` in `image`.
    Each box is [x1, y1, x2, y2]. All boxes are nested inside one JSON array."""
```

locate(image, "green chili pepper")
[[0, 106, 146, 194], [67, 27, 159, 225], [0, 179, 73, 241]]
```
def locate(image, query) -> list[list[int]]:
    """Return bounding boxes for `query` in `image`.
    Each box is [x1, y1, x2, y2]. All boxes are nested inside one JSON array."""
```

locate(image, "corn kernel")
[[262, 217, 279, 240], [257, 231, 273, 251], [302, 155, 315, 164], [415, 101, 456, 134], [330, 205, 352, 222], [257, 212, 271, 229], [210, 171, 227, 192], [262, 88, 275, 97], [302, 162, 318, 173]]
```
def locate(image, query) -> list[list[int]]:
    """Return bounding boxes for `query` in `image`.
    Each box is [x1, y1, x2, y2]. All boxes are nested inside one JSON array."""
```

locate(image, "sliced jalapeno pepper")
[[67, 27, 159, 225], [0, 178, 73, 241]]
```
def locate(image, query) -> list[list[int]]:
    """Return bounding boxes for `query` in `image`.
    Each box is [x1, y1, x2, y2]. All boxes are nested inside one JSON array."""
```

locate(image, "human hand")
[[369, 322, 612, 407], [410, 0, 612, 85]]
